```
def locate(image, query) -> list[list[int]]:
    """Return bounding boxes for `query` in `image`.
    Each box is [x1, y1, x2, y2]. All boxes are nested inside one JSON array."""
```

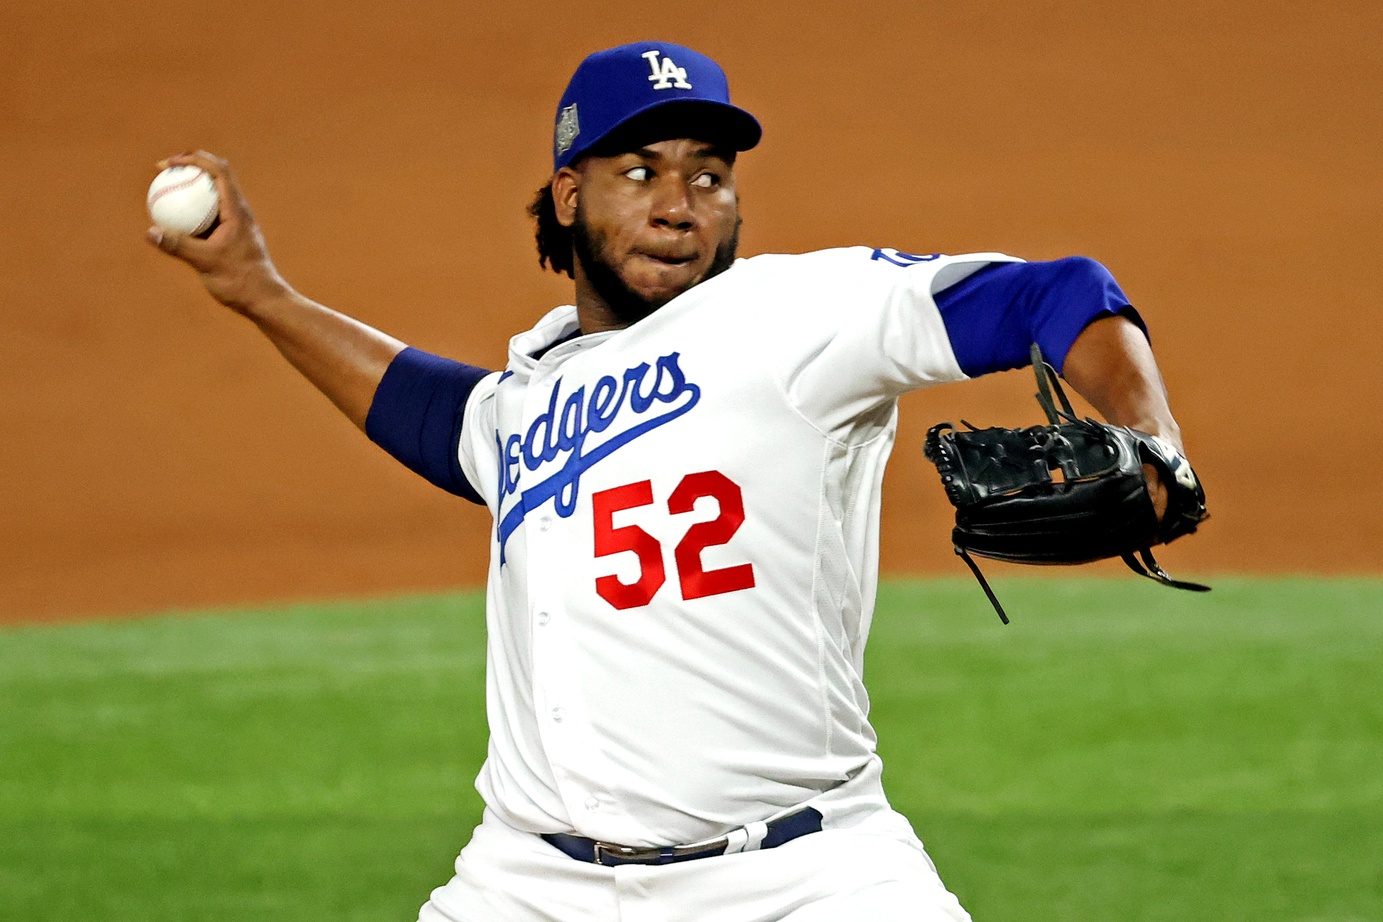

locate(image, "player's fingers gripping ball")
[[147, 165, 221, 237]]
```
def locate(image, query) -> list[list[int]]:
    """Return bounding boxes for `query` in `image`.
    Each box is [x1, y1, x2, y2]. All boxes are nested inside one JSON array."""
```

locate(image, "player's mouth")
[[637, 250, 697, 267]]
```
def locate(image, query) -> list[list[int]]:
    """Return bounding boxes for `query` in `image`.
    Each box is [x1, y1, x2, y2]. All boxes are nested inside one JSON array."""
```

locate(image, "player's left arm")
[[934, 256, 1187, 515], [1060, 313, 1181, 451], [936, 256, 1181, 441], [1056, 312, 1183, 522]]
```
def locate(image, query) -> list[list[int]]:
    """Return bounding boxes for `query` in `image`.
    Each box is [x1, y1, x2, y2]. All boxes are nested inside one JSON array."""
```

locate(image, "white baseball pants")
[[416, 808, 972, 922]]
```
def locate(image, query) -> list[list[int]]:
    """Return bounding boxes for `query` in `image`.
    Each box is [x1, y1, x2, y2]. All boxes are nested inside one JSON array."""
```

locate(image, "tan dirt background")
[[3, 1, 1380, 623]]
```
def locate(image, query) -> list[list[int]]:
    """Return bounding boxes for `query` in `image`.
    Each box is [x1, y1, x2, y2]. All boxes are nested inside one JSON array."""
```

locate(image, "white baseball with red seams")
[[147, 165, 219, 236]]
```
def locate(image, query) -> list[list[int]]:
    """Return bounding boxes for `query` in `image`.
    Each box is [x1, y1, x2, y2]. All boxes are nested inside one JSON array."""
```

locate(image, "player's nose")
[[648, 178, 695, 230]]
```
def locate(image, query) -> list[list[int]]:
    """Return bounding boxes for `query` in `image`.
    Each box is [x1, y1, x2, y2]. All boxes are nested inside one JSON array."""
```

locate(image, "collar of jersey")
[[505, 304, 616, 378], [504, 259, 750, 379]]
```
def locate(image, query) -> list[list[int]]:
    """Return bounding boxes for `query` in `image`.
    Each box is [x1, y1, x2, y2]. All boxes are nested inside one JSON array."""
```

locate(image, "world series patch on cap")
[[552, 41, 762, 170]]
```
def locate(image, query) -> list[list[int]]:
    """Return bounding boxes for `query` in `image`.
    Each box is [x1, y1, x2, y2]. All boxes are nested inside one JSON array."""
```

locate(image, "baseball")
[[147, 165, 220, 237]]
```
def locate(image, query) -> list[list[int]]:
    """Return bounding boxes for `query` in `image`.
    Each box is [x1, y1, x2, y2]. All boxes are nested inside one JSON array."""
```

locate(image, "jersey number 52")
[[592, 470, 756, 610]]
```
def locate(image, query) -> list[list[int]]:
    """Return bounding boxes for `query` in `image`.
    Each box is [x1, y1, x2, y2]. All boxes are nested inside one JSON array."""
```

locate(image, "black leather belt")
[[542, 806, 824, 867]]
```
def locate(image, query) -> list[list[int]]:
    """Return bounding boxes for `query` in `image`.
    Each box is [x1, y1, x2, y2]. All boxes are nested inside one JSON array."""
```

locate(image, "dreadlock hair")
[[528, 182, 574, 279]]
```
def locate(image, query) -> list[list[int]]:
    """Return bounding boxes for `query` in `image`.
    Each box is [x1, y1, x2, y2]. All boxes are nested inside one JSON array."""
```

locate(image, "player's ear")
[[552, 168, 579, 228]]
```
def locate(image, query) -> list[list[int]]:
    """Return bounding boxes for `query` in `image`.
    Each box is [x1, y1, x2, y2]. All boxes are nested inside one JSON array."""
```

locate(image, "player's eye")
[[691, 172, 719, 189], [624, 166, 650, 182]]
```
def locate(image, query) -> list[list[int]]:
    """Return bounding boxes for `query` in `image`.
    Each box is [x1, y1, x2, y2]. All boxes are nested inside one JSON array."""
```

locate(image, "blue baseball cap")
[[552, 41, 762, 170]]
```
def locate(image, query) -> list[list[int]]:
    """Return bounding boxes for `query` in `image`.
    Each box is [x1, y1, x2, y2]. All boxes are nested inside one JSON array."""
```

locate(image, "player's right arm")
[[146, 150, 405, 431], [148, 150, 491, 504]]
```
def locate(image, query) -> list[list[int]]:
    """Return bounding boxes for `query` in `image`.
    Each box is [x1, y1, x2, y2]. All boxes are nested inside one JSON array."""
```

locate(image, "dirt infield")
[[3, 2, 1379, 622]]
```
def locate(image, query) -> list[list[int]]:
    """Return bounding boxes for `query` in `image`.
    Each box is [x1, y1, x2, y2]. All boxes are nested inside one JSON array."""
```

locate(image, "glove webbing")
[[952, 347, 1211, 624]]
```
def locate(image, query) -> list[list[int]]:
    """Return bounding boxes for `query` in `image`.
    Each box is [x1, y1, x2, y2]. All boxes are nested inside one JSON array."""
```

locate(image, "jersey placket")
[[521, 340, 617, 831]]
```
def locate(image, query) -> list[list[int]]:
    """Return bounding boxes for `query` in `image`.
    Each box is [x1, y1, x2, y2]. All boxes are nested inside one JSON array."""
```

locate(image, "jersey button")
[[583, 795, 600, 811], [536, 610, 550, 626], [551, 706, 564, 723], [539, 516, 554, 532]]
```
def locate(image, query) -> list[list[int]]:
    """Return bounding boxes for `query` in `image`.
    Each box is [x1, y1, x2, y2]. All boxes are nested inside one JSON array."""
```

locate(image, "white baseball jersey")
[[453, 246, 1021, 848]]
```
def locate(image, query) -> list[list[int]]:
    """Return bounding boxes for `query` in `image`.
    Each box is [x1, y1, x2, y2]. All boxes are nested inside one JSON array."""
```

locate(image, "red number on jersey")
[[668, 470, 757, 600], [592, 471, 755, 609], [591, 480, 666, 610]]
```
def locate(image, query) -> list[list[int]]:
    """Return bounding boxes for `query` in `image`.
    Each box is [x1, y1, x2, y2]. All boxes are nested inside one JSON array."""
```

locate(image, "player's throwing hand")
[[145, 150, 405, 430], [146, 150, 290, 316]]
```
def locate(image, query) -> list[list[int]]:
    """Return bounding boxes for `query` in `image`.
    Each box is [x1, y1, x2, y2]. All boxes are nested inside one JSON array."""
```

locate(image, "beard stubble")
[[571, 207, 741, 327]]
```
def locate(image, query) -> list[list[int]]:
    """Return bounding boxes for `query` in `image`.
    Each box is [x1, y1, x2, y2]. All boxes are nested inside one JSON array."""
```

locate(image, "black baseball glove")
[[923, 345, 1209, 623]]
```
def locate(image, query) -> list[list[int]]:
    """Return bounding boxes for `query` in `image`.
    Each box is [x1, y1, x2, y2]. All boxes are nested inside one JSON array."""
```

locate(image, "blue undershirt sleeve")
[[934, 256, 1148, 377], [364, 347, 491, 504]]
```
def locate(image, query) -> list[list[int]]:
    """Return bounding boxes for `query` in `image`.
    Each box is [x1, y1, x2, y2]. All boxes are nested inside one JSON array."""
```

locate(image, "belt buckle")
[[592, 841, 662, 865]]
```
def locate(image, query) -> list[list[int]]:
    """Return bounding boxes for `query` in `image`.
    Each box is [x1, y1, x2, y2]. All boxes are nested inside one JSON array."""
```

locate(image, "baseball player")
[[150, 41, 1190, 922]]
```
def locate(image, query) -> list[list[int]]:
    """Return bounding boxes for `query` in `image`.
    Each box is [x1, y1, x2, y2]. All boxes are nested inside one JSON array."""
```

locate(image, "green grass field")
[[1, 578, 1379, 921]]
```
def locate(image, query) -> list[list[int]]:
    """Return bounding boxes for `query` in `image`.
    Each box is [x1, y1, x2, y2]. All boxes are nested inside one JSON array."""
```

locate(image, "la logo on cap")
[[642, 49, 691, 90]]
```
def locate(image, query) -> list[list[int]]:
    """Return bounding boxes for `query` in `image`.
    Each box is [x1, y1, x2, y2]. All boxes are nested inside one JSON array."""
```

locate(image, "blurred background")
[[2, 0, 1379, 620], [3, 6, 1381, 921]]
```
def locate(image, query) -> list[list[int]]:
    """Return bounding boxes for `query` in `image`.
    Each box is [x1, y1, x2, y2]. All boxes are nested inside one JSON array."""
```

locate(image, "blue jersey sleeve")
[[364, 347, 491, 504], [934, 256, 1147, 376]]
